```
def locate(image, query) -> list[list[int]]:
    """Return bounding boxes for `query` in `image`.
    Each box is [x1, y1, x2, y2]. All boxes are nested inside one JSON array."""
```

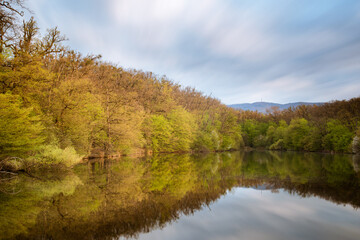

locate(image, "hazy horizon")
[[228, 101, 324, 105], [27, 0, 360, 104]]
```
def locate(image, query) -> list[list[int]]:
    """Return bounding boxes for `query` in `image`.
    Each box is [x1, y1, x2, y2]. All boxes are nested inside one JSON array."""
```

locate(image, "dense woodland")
[[0, 1, 243, 165], [239, 98, 360, 153], [0, 1, 359, 167]]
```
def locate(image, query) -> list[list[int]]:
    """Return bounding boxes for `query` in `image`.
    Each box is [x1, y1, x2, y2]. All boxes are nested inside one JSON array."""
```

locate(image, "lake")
[[1, 151, 360, 239]]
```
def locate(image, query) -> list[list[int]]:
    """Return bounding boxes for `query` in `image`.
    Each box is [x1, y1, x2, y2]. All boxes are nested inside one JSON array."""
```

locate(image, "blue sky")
[[26, 0, 360, 104]]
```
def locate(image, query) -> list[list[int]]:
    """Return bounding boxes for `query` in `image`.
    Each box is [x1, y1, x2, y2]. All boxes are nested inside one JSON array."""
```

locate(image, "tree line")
[[0, 1, 243, 165], [239, 98, 360, 153], [1, 1, 359, 168]]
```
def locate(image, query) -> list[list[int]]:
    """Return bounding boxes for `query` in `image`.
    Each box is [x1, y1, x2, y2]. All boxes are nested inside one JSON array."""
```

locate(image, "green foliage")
[[0, 172, 82, 239], [0, 57, 54, 107], [110, 107, 145, 155], [284, 118, 311, 150], [32, 144, 83, 167], [145, 115, 173, 152], [269, 139, 285, 150], [3, 7, 358, 160], [192, 114, 221, 152], [242, 119, 269, 147], [242, 119, 259, 147], [167, 107, 197, 152], [219, 111, 243, 150], [253, 135, 267, 148], [193, 129, 220, 152], [148, 154, 195, 197], [0, 93, 44, 155], [239, 114, 359, 154], [266, 125, 276, 144], [322, 154, 355, 186], [1, 151, 360, 239], [239, 96, 360, 153], [303, 127, 323, 151], [51, 79, 106, 154], [144, 108, 198, 153], [274, 120, 288, 142], [322, 120, 354, 152]]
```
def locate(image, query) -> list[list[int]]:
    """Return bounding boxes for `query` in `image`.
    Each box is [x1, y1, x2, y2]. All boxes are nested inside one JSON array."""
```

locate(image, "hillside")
[[228, 102, 323, 113]]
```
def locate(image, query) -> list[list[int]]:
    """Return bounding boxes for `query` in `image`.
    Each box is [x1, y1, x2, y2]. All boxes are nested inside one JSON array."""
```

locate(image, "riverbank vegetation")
[[1, 2, 359, 170], [239, 98, 360, 153], [0, 1, 243, 168]]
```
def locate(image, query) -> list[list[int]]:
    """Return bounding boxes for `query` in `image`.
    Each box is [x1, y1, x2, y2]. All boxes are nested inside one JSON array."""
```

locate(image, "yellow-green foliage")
[[219, 110, 243, 150], [322, 119, 354, 152], [51, 79, 105, 154], [145, 115, 173, 152], [167, 107, 197, 152], [192, 113, 222, 152], [148, 154, 195, 198], [1, 13, 244, 159], [34, 145, 83, 167], [284, 118, 311, 150], [0, 93, 44, 155], [1, 152, 359, 239], [243, 117, 355, 153], [0, 173, 82, 239], [107, 105, 145, 154], [0, 58, 54, 105]]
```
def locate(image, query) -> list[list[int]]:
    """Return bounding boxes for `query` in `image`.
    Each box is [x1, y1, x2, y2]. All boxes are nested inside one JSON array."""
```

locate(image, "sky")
[[135, 188, 360, 240], [25, 0, 360, 104]]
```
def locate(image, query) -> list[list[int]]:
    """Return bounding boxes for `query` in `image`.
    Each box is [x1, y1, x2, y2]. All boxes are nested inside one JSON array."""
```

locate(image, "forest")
[[239, 98, 360, 153], [0, 1, 360, 169], [0, 1, 243, 165]]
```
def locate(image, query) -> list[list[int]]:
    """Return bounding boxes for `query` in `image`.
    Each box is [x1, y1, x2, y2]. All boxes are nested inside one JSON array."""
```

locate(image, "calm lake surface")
[[1, 151, 360, 240]]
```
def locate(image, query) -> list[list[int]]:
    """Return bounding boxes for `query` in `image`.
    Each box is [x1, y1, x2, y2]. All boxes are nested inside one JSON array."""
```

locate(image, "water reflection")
[[0, 151, 359, 239]]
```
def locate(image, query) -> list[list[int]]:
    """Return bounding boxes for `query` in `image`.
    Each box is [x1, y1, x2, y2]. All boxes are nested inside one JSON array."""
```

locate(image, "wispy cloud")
[[28, 0, 360, 104]]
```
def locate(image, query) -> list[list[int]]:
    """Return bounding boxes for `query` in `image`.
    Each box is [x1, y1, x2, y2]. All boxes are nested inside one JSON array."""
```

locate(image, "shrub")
[[253, 135, 268, 148], [269, 139, 285, 150], [34, 145, 83, 167]]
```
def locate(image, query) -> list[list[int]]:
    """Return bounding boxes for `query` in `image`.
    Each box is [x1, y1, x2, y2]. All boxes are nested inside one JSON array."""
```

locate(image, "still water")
[[0, 151, 360, 239]]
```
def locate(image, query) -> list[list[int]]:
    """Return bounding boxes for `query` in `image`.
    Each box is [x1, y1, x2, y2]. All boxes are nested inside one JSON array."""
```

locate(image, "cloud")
[[27, 0, 360, 104], [135, 187, 360, 240]]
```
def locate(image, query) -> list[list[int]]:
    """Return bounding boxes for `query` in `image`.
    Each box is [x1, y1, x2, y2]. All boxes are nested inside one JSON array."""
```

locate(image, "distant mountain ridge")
[[228, 102, 323, 113]]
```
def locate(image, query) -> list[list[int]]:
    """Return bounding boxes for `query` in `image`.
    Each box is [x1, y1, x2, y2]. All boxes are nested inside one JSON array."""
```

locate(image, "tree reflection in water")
[[0, 151, 359, 239]]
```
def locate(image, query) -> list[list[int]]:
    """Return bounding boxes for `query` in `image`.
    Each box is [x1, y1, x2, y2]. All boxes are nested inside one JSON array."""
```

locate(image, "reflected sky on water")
[[136, 188, 360, 240], [1, 151, 360, 239]]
